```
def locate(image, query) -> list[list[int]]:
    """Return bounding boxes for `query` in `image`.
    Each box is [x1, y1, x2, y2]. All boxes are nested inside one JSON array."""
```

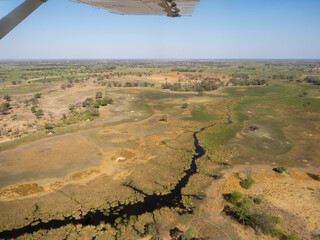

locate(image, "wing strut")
[[0, 0, 47, 40]]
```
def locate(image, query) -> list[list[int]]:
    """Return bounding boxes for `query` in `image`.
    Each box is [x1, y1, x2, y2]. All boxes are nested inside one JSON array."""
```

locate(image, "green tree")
[[101, 98, 109, 106], [240, 178, 255, 189], [225, 191, 243, 205], [36, 109, 43, 118], [3, 95, 11, 101], [0, 103, 10, 115], [31, 106, 36, 113], [94, 102, 100, 108], [235, 200, 252, 225]]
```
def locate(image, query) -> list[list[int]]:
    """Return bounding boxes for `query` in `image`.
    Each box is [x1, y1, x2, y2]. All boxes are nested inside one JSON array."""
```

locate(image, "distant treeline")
[[229, 78, 266, 86], [304, 76, 320, 85], [171, 68, 201, 72], [162, 79, 222, 92], [95, 71, 152, 80], [102, 81, 155, 88]]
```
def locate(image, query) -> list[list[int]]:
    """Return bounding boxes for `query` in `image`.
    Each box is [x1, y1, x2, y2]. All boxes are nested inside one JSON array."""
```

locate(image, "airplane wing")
[[71, 0, 200, 17], [0, 0, 200, 40]]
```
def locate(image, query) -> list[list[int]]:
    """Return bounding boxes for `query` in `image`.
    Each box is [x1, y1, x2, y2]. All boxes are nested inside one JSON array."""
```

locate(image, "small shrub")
[[298, 90, 309, 97], [253, 198, 262, 204], [161, 140, 167, 145], [181, 103, 189, 109], [44, 123, 55, 130], [4, 95, 11, 101], [82, 98, 93, 107], [94, 102, 100, 108], [249, 125, 259, 131], [286, 233, 300, 240], [101, 98, 109, 106], [198, 90, 205, 96], [0, 103, 10, 114], [96, 91, 103, 99], [181, 229, 196, 240], [240, 178, 255, 189], [225, 191, 243, 205], [273, 166, 286, 173], [35, 109, 43, 118], [252, 213, 282, 235], [34, 93, 41, 98], [270, 228, 285, 239], [31, 107, 36, 113], [69, 104, 75, 111]]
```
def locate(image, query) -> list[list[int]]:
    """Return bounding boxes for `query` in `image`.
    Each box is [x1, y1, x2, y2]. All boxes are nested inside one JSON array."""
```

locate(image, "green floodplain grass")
[[199, 82, 320, 153], [183, 106, 219, 122]]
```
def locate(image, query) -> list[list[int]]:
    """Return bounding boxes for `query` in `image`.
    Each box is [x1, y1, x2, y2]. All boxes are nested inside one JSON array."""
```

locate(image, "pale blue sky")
[[0, 0, 319, 59]]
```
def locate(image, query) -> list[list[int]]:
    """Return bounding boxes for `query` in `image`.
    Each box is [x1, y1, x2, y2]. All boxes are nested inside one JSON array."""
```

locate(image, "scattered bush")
[[273, 166, 286, 173], [44, 123, 55, 130], [82, 98, 93, 107], [240, 178, 255, 189], [0, 102, 10, 114], [34, 93, 41, 98], [252, 213, 282, 235], [225, 191, 243, 205], [235, 200, 252, 225], [101, 98, 109, 106], [198, 90, 205, 96], [35, 109, 43, 118], [249, 125, 259, 131], [94, 102, 100, 108], [270, 228, 285, 239], [298, 90, 309, 97], [304, 76, 320, 85], [286, 233, 300, 240], [69, 104, 75, 111], [181, 103, 189, 109], [4, 95, 11, 101], [159, 116, 168, 122], [96, 91, 103, 99], [181, 229, 196, 240], [253, 198, 262, 205]]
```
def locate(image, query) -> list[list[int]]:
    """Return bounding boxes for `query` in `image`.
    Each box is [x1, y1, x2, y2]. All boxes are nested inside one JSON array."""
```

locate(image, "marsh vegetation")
[[0, 60, 319, 239]]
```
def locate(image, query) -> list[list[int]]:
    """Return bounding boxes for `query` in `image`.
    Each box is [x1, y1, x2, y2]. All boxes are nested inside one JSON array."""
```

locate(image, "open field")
[[0, 60, 319, 239]]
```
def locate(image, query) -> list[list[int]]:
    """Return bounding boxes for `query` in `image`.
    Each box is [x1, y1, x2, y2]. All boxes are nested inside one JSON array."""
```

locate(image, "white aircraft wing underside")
[[70, 0, 199, 17]]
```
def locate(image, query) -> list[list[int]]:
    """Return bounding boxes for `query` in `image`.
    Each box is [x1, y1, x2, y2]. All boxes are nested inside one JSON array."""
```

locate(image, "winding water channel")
[[0, 107, 233, 239]]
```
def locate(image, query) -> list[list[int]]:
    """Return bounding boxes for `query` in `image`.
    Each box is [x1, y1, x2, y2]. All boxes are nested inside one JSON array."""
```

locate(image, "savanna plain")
[[0, 60, 319, 240]]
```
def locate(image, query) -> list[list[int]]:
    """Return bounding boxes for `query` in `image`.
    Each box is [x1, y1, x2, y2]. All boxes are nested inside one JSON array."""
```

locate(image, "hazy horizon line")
[[1, 58, 320, 62]]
